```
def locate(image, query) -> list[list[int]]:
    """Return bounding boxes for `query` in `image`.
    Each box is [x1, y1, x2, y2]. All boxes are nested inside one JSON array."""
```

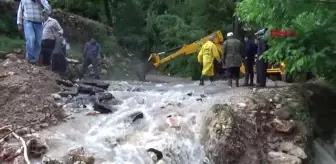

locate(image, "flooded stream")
[[41, 80, 235, 164], [39, 80, 336, 164]]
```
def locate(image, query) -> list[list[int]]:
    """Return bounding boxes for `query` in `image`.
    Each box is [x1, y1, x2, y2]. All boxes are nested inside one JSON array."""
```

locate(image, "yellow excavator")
[[136, 30, 286, 81]]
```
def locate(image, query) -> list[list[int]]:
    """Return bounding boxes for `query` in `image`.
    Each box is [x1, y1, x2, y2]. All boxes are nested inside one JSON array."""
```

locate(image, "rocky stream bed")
[[0, 53, 336, 164]]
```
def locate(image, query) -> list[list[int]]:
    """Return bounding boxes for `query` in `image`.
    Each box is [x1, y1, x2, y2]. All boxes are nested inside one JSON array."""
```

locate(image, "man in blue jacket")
[[79, 38, 101, 79], [243, 36, 257, 86]]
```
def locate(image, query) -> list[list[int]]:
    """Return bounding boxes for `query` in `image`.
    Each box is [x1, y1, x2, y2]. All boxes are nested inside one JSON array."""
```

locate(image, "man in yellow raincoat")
[[197, 34, 221, 86]]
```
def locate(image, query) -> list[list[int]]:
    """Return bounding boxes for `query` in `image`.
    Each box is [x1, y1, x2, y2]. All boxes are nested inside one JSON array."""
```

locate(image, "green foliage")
[[50, 0, 235, 78], [0, 0, 236, 78], [0, 11, 20, 37], [50, 0, 102, 20], [237, 0, 336, 85], [0, 36, 24, 52]]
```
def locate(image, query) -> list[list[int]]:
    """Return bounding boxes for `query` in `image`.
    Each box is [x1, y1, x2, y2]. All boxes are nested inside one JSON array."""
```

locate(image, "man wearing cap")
[[197, 33, 221, 85], [17, 0, 52, 64], [40, 16, 63, 65], [255, 28, 269, 87], [223, 32, 244, 88]]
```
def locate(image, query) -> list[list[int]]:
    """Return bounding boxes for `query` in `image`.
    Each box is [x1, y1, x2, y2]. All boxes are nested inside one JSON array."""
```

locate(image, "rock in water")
[[93, 101, 117, 114], [96, 92, 114, 102], [26, 137, 49, 158], [55, 79, 74, 87], [78, 83, 104, 95], [59, 87, 79, 97], [267, 151, 302, 164], [129, 111, 144, 123], [80, 79, 110, 90], [96, 82, 110, 90], [147, 148, 163, 161], [200, 104, 246, 164], [62, 147, 95, 164]]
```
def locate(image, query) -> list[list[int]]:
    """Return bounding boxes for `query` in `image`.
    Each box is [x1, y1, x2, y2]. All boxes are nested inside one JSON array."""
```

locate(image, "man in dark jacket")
[[243, 36, 257, 86], [79, 38, 101, 79], [255, 29, 269, 87], [223, 32, 244, 87]]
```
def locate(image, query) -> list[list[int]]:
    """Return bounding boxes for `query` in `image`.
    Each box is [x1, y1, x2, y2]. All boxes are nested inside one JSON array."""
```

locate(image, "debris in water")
[[166, 115, 181, 128], [96, 92, 114, 102]]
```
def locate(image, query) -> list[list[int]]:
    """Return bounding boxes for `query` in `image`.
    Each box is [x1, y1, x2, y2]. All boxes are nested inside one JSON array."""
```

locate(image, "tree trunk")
[[103, 0, 113, 27]]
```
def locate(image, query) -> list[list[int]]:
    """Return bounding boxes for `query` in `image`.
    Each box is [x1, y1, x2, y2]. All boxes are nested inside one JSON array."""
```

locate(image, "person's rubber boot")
[[209, 76, 214, 83], [199, 75, 205, 86], [235, 79, 239, 87], [243, 78, 249, 86], [199, 79, 204, 86], [228, 79, 232, 88], [249, 75, 254, 86]]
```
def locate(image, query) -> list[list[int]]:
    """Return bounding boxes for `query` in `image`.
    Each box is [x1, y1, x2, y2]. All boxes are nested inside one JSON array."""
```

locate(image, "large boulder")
[[200, 104, 248, 164]]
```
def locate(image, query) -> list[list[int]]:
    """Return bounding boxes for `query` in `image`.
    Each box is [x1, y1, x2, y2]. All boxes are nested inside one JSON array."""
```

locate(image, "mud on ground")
[[0, 53, 65, 130]]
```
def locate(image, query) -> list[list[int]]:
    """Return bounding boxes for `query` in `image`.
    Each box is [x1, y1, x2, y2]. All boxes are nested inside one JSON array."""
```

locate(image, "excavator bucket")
[[135, 53, 161, 81], [135, 62, 155, 81]]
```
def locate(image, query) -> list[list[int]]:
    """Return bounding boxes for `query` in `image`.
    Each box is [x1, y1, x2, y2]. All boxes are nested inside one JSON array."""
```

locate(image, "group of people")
[[197, 29, 269, 88], [16, 0, 101, 79]]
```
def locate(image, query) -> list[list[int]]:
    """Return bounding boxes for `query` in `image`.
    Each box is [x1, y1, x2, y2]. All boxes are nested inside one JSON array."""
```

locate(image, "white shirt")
[[42, 17, 63, 40]]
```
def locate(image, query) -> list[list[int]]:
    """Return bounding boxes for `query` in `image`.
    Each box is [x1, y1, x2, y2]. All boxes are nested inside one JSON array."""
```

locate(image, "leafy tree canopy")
[[237, 0, 336, 84]]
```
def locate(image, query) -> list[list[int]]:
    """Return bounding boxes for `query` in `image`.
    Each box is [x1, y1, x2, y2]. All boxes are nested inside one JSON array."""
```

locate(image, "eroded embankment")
[[201, 83, 336, 164]]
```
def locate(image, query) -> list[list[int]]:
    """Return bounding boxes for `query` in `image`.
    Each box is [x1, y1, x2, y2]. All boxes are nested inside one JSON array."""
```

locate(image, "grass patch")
[[292, 108, 316, 135], [0, 35, 24, 53]]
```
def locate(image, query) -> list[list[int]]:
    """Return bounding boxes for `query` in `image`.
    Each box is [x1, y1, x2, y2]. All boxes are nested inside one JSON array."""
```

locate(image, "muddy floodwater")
[[39, 79, 336, 164]]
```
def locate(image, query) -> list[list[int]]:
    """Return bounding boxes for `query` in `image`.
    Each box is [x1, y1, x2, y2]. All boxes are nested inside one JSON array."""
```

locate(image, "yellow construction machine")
[[136, 30, 286, 81]]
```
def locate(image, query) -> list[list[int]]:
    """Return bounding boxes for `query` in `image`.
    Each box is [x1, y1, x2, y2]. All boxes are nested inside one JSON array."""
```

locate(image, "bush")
[[0, 35, 24, 53]]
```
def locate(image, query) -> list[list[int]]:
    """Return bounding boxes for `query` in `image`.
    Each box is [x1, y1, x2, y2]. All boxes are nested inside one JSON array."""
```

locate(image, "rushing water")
[[41, 80, 235, 164], [40, 79, 336, 164]]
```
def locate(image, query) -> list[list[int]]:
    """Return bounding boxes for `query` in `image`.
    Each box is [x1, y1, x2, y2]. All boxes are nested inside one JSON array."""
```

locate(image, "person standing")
[[51, 32, 67, 78], [79, 38, 101, 79], [17, 0, 52, 64], [40, 16, 63, 66], [243, 36, 257, 86], [197, 34, 221, 86], [223, 32, 244, 88], [255, 29, 269, 87]]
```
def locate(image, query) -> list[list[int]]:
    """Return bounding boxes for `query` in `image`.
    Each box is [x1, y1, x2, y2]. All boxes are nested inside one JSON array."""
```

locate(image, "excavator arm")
[[136, 31, 224, 81], [148, 31, 224, 67]]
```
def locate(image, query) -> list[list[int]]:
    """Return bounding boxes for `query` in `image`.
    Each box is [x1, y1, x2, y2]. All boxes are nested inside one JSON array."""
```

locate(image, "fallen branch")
[[0, 118, 44, 141], [0, 127, 30, 164]]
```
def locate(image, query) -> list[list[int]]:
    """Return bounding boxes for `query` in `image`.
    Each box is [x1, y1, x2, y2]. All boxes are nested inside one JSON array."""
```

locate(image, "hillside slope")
[[0, 0, 136, 79]]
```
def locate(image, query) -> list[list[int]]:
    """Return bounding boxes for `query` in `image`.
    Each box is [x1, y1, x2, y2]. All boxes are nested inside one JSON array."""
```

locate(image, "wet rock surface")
[[53, 77, 124, 115]]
